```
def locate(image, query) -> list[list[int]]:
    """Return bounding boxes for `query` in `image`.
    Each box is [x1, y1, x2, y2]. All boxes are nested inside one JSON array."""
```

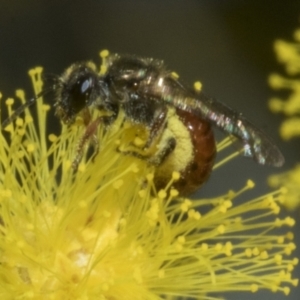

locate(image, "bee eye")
[[75, 77, 93, 99], [81, 78, 93, 94], [70, 76, 94, 113]]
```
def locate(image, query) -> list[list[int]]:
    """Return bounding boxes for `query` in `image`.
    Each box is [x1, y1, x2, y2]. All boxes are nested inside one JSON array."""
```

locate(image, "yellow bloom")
[[0, 60, 297, 299], [269, 29, 300, 140], [269, 165, 300, 211], [268, 27, 300, 210]]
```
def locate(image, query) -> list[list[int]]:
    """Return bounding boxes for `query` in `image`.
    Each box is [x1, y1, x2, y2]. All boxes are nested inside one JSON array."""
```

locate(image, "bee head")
[[54, 62, 102, 124]]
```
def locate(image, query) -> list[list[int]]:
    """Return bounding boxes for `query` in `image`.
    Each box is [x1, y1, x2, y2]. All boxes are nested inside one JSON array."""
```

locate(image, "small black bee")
[[2, 53, 284, 196]]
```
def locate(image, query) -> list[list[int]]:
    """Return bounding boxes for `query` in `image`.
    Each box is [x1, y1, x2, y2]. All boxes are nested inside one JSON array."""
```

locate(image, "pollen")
[[5, 98, 14, 106], [113, 179, 124, 189], [26, 143, 35, 152], [146, 173, 154, 182], [180, 199, 192, 212], [188, 209, 201, 220], [217, 224, 226, 234], [246, 179, 255, 188], [158, 189, 167, 199], [172, 171, 180, 181], [48, 134, 58, 142], [99, 50, 110, 74], [193, 81, 202, 92], [133, 136, 145, 147], [16, 117, 24, 126], [77, 163, 86, 172], [170, 188, 179, 197], [171, 71, 179, 79], [100, 49, 110, 58]]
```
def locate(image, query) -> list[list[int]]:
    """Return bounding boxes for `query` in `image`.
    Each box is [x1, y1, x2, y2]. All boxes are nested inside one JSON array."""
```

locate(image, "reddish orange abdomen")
[[173, 108, 216, 196]]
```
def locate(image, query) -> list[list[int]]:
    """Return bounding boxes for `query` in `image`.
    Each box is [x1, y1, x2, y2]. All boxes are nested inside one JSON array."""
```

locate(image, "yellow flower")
[[269, 29, 300, 140], [268, 27, 300, 210], [269, 165, 300, 211], [0, 58, 298, 299]]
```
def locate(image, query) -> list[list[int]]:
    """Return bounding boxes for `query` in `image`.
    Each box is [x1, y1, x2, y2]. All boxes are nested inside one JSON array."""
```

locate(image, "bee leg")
[[118, 107, 177, 166], [147, 137, 176, 165], [81, 107, 92, 126], [117, 136, 176, 166], [140, 107, 176, 165], [144, 107, 168, 149], [72, 116, 103, 171]]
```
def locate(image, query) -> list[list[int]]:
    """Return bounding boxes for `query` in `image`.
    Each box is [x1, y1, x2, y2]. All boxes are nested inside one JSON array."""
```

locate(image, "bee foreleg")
[[72, 116, 103, 171]]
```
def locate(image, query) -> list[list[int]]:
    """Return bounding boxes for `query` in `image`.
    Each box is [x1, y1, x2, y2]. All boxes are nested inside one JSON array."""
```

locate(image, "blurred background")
[[0, 1, 299, 299]]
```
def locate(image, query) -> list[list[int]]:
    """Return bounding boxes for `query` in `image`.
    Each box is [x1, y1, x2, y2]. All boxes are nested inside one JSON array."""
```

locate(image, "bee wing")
[[174, 91, 284, 167]]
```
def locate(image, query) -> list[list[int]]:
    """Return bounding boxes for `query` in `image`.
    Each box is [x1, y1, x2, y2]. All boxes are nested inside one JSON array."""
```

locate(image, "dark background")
[[0, 1, 299, 299]]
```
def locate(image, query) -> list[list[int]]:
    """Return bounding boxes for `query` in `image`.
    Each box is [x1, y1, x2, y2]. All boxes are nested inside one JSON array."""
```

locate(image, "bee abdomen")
[[173, 108, 216, 196]]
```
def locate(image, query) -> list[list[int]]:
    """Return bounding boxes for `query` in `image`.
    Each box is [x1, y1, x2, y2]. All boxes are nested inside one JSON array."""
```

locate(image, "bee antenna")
[[1, 89, 51, 130]]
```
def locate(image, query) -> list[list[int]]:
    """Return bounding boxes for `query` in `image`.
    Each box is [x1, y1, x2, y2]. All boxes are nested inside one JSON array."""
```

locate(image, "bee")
[[1, 53, 284, 196]]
